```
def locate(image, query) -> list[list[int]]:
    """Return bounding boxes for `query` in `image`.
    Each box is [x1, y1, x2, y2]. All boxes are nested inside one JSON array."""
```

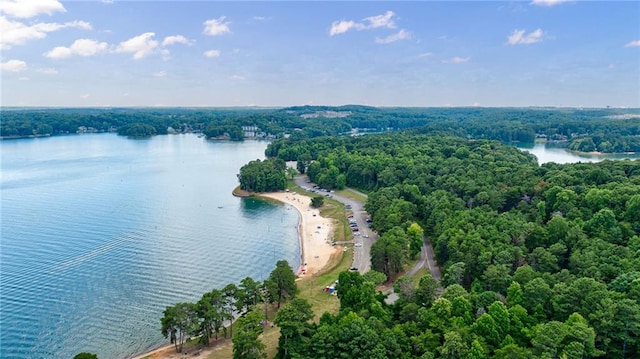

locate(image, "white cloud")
[[1, 59, 27, 72], [530, 0, 571, 6], [472, 102, 481, 107], [624, 40, 640, 48], [329, 10, 397, 36], [443, 56, 470, 64], [363, 11, 396, 29], [252, 16, 269, 21], [18, 76, 29, 80], [37, 67, 57, 74], [419, 52, 433, 57], [506, 28, 544, 45], [44, 38, 108, 58], [375, 29, 410, 44], [153, 71, 166, 77], [203, 17, 230, 36], [230, 74, 245, 80], [204, 49, 220, 58], [101, 0, 114, 4], [80, 93, 90, 99], [608, 63, 615, 69], [162, 35, 193, 47], [0, 0, 65, 18], [329, 20, 363, 36], [1, 16, 92, 49], [115, 32, 158, 59]]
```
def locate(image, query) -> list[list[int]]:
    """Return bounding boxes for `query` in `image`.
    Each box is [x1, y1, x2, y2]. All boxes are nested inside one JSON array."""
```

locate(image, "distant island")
[[1, 106, 640, 153]]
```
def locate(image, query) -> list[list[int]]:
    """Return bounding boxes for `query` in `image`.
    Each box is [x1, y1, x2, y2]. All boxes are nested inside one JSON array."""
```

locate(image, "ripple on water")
[[1, 134, 300, 359]]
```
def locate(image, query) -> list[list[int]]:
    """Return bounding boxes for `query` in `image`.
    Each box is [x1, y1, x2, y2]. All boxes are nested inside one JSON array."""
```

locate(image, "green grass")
[[410, 267, 429, 286], [336, 188, 368, 203], [297, 242, 349, 320]]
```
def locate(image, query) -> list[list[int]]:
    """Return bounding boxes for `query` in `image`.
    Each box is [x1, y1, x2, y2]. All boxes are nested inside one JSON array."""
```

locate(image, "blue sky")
[[1, 0, 638, 107]]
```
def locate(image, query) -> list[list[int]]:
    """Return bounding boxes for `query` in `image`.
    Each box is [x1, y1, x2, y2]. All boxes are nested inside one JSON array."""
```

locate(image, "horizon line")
[[2, 105, 638, 110]]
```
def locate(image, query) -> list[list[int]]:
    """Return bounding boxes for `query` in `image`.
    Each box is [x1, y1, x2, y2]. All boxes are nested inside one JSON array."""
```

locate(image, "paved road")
[[423, 238, 442, 282], [294, 176, 377, 274], [406, 239, 428, 278], [384, 237, 442, 304], [293, 176, 442, 302], [407, 237, 442, 281]]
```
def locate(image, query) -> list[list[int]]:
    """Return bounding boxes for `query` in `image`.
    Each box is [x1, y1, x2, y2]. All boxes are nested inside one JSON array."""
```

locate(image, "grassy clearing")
[[336, 188, 368, 203], [204, 305, 285, 359], [410, 267, 429, 286], [297, 244, 349, 320], [291, 184, 350, 319]]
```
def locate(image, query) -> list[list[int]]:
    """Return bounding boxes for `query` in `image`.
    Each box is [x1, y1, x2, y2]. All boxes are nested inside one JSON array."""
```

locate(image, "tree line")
[[265, 133, 640, 358], [3, 107, 639, 152], [161, 260, 297, 356]]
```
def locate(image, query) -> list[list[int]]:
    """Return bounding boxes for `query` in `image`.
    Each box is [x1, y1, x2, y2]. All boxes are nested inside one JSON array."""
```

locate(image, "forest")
[[238, 158, 287, 193], [259, 133, 640, 359], [2, 106, 639, 153]]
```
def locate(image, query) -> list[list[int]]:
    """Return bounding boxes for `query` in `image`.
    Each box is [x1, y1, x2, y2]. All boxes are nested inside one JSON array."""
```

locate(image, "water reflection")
[[516, 143, 639, 165]]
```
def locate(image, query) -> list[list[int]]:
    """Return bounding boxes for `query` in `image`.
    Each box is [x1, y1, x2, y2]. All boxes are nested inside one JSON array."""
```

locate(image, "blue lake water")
[[516, 142, 640, 164], [0, 134, 300, 359]]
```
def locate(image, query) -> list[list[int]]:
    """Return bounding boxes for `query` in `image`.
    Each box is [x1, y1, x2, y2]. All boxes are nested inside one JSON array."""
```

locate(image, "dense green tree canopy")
[[73, 353, 98, 359], [238, 158, 286, 192], [266, 260, 298, 308], [265, 132, 640, 358], [4, 106, 640, 152]]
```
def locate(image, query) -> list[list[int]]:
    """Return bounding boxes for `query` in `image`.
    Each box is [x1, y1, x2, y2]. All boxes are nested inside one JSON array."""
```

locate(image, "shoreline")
[[566, 149, 637, 156], [258, 191, 337, 276], [131, 190, 337, 359]]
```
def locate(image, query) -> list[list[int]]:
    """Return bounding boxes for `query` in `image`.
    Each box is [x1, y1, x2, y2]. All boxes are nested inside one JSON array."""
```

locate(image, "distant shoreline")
[[521, 142, 637, 157], [566, 149, 636, 156], [0, 134, 51, 140]]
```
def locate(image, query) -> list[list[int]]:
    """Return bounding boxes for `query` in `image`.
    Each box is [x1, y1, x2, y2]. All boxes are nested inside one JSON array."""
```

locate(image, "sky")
[[1, 0, 639, 108]]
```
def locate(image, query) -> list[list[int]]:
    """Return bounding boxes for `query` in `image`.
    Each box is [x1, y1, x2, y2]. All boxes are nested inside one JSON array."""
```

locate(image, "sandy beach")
[[259, 191, 337, 276], [132, 190, 337, 359]]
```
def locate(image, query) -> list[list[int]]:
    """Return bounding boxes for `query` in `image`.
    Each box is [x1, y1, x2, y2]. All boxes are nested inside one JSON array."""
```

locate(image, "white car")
[[354, 243, 363, 247]]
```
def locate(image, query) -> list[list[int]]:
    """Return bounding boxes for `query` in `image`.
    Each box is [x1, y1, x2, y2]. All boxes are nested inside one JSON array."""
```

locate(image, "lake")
[[516, 142, 640, 164], [0, 134, 301, 359]]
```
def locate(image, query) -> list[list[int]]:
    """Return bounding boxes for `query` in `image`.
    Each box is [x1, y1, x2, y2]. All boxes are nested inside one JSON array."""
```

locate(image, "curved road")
[[385, 236, 442, 304], [293, 176, 442, 287], [407, 237, 442, 282]]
